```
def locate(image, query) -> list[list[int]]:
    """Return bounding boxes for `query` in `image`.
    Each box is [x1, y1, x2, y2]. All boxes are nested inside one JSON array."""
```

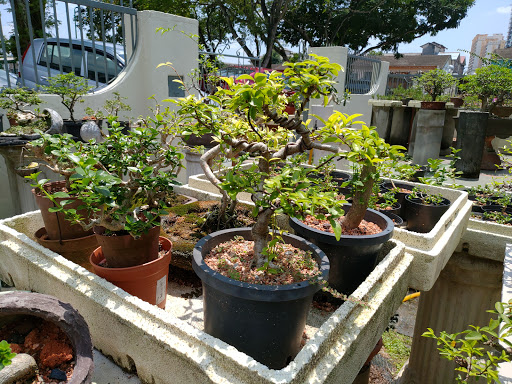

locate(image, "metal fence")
[[385, 74, 418, 95], [345, 54, 382, 95], [0, 0, 137, 90]]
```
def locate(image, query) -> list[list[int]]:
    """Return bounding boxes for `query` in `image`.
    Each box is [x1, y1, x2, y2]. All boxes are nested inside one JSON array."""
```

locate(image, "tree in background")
[[1, 0, 55, 60], [133, 0, 474, 67], [279, 0, 475, 55]]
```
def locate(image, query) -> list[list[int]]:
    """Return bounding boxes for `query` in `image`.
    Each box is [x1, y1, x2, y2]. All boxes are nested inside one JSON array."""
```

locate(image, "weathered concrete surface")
[[412, 109, 446, 165], [455, 111, 489, 179], [0, 211, 412, 384], [404, 252, 503, 384]]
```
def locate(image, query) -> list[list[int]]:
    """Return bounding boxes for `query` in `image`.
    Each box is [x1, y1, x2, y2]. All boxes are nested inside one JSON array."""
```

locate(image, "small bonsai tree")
[[85, 91, 132, 120], [459, 64, 512, 112], [417, 69, 457, 102], [43, 73, 94, 122], [0, 87, 42, 122]]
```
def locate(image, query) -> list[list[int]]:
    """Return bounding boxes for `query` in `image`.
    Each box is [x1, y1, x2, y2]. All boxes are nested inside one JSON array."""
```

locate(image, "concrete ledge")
[[0, 211, 412, 384]]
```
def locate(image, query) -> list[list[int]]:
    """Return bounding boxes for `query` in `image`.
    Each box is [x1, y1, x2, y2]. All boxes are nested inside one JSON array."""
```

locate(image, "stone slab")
[[0, 211, 412, 384]]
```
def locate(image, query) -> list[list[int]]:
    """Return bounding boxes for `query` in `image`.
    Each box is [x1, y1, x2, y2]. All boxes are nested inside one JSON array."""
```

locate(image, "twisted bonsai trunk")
[[342, 164, 376, 231]]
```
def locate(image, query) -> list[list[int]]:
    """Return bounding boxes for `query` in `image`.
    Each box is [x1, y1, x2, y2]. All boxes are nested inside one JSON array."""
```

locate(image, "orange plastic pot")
[[93, 226, 160, 268], [90, 237, 172, 308]]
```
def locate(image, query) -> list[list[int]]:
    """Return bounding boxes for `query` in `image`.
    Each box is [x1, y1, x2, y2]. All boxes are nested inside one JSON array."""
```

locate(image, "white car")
[[18, 38, 125, 89]]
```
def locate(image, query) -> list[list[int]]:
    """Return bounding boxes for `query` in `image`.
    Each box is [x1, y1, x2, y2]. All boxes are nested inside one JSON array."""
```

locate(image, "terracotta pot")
[[490, 106, 512, 118], [93, 225, 160, 268], [33, 181, 93, 241], [420, 101, 446, 110], [90, 237, 172, 308], [0, 292, 94, 384], [450, 97, 464, 108], [34, 227, 98, 272]]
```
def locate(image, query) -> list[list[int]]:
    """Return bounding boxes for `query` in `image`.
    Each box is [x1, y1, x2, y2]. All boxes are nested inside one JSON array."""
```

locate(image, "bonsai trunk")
[[342, 165, 376, 231], [251, 208, 273, 268]]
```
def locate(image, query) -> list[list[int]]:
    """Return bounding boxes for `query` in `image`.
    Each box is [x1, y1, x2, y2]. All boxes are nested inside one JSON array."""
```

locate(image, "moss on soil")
[[160, 200, 255, 270]]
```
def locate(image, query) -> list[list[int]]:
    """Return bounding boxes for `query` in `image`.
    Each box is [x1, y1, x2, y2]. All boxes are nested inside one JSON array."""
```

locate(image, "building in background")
[[379, 42, 465, 75], [467, 34, 506, 73]]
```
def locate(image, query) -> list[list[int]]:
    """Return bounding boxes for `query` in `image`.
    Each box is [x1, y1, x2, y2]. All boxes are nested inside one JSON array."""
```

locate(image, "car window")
[[38, 43, 82, 76], [87, 50, 123, 84]]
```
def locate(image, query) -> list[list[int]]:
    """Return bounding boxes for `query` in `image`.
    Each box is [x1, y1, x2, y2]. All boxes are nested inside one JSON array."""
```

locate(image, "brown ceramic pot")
[[420, 101, 446, 110], [450, 97, 464, 108], [34, 227, 98, 272], [90, 237, 172, 308], [93, 225, 160, 268], [33, 180, 93, 241]]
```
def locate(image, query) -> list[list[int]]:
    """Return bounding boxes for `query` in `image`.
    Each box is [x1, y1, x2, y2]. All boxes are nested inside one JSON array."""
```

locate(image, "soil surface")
[[204, 238, 321, 285], [0, 316, 74, 383], [161, 201, 255, 270], [302, 215, 383, 235]]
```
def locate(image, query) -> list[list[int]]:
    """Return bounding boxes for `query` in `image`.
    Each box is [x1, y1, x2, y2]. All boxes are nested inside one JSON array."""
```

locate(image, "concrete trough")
[[0, 211, 412, 384], [180, 175, 471, 292]]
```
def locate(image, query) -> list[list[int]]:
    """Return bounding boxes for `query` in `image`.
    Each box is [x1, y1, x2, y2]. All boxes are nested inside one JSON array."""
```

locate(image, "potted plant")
[[291, 113, 403, 295], [51, 115, 184, 308], [177, 55, 348, 369], [417, 69, 457, 110], [403, 187, 451, 233], [84, 91, 132, 134], [0, 87, 50, 138], [42, 73, 93, 140]]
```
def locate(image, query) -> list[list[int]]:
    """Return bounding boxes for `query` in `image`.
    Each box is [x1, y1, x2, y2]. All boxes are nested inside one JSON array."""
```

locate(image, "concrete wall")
[[0, 10, 199, 219], [309, 46, 389, 124]]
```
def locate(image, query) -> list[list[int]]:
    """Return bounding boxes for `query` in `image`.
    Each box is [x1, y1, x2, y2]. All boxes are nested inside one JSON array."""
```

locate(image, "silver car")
[[18, 38, 125, 89]]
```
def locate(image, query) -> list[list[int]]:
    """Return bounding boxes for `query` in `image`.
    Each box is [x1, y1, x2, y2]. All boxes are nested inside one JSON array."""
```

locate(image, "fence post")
[[308, 46, 348, 96]]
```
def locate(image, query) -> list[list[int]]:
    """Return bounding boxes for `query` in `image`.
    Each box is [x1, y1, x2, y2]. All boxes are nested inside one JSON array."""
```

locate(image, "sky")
[[396, 0, 511, 55]]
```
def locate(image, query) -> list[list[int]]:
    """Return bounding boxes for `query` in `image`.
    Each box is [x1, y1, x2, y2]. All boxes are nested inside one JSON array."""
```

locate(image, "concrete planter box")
[[180, 175, 471, 292], [0, 211, 412, 384], [456, 216, 512, 263]]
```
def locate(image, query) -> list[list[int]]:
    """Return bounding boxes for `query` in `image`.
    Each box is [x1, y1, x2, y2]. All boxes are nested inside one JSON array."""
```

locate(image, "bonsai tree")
[[459, 64, 512, 112], [417, 69, 457, 102], [174, 54, 351, 267], [43, 73, 93, 123], [0, 87, 42, 123], [27, 132, 86, 189], [85, 91, 132, 120], [36, 112, 184, 238], [314, 114, 404, 230]]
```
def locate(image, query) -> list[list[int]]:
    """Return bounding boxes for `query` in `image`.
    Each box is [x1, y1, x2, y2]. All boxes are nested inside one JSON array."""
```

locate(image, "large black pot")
[[289, 206, 394, 296], [404, 194, 451, 233], [192, 227, 329, 369]]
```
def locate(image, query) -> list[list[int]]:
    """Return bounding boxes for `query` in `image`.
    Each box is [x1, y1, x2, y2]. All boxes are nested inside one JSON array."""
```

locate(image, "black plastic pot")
[[376, 199, 401, 216], [410, 165, 428, 182], [63, 120, 85, 142], [382, 181, 413, 216], [404, 194, 451, 233], [192, 227, 329, 369], [482, 204, 512, 214], [380, 211, 405, 228], [289, 206, 394, 296]]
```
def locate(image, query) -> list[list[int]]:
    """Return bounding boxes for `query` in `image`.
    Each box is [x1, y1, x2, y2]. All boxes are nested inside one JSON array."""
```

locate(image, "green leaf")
[[52, 192, 70, 198]]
